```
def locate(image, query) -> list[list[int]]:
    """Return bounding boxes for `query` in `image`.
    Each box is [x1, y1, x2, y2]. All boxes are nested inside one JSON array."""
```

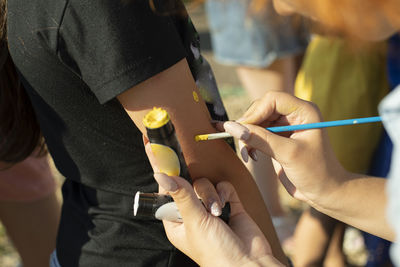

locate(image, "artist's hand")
[[221, 92, 349, 207], [143, 140, 283, 267]]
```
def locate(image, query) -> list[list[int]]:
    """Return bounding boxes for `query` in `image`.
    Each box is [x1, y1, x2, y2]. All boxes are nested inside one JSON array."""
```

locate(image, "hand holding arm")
[[144, 140, 284, 267]]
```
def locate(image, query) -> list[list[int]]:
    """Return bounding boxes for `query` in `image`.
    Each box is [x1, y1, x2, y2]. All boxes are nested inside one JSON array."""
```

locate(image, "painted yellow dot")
[[192, 91, 199, 103]]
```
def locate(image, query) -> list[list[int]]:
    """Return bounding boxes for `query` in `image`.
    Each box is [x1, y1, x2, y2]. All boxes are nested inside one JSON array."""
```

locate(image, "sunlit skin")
[[272, 0, 400, 41]]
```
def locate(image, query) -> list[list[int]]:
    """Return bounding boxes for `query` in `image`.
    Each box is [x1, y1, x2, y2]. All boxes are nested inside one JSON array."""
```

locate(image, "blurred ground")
[[0, 4, 368, 267]]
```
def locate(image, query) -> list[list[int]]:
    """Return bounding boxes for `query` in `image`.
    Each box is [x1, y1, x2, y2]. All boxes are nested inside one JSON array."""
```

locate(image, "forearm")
[[118, 59, 287, 264], [311, 173, 394, 241]]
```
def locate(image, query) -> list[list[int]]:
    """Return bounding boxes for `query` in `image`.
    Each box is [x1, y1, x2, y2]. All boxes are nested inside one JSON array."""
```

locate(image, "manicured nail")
[[240, 145, 249, 163], [210, 201, 222, 216], [218, 192, 226, 208], [249, 150, 258, 161], [235, 117, 246, 123], [153, 173, 178, 192], [223, 121, 250, 141]]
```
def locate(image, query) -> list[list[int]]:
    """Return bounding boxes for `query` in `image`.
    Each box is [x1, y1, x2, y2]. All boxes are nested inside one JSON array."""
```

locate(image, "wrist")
[[241, 255, 285, 267], [307, 169, 354, 213]]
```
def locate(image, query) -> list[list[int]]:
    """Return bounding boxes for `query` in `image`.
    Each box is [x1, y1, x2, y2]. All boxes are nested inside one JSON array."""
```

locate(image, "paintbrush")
[[195, 116, 382, 141]]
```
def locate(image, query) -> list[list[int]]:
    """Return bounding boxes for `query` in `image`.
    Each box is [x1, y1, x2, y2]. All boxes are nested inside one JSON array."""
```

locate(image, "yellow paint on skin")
[[150, 144, 181, 176], [192, 91, 199, 103], [143, 107, 170, 129]]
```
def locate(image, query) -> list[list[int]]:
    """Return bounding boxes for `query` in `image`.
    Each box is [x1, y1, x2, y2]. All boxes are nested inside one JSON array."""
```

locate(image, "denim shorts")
[[205, 0, 309, 68], [50, 250, 61, 267]]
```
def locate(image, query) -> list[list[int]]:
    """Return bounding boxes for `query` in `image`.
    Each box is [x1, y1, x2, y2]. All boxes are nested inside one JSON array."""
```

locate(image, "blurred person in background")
[[146, 0, 400, 266], [206, 0, 308, 248], [0, 28, 60, 267], [294, 35, 390, 266]]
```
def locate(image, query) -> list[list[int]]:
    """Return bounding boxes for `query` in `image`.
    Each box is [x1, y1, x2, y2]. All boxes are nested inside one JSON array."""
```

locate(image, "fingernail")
[[223, 121, 250, 141], [235, 117, 246, 123], [240, 145, 249, 163], [218, 192, 226, 208], [210, 201, 222, 216], [249, 150, 258, 161], [153, 173, 178, 192]]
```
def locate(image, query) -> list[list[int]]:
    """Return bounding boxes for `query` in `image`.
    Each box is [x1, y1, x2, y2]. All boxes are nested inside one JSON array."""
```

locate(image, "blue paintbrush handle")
[[267, 116, 382, 133]]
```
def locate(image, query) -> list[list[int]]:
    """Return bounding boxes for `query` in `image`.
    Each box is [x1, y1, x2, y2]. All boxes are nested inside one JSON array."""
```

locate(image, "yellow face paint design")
[[192, 91, 199, 103], [150, 144, 181, 176]]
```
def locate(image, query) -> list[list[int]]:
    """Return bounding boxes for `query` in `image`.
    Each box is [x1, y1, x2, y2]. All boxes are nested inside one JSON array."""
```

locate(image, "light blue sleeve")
[[379, 85, 400, 265]]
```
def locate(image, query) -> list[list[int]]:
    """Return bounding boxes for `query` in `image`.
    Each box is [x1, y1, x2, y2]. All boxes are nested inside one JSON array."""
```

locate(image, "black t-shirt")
[[7, 0, 230, 266]]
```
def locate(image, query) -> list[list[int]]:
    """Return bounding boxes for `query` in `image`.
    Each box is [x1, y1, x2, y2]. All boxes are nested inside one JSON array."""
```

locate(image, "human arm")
[[117, 59, 287, 263], [58, 1, 284, 261], [224, 91, 395, 240], [0, 155, 60, 267]]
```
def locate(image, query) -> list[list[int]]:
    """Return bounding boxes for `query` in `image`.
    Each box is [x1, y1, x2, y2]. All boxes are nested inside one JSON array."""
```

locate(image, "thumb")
[[242, 123, 298, 164], [153, 173, 207, 224]]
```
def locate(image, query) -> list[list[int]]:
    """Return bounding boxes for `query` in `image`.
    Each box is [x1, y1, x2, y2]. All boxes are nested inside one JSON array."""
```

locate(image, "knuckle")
[[264, 90, 277, 99], [304, 101, 323, 122], [286, 144, 301, 162], [172, 187, 194, 203], [196, 212, 212, 231]]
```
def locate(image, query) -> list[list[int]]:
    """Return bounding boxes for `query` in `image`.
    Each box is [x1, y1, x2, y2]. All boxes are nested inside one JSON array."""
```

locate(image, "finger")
[[271, 158, 283, 177], [154, 172, 176, 195], [248, 148, 258, 162], [238, 140, 249, 163], [193, 178, 222, 216], [144, 142, 160, 173], [223, 121, 250, 140], [144, 142, 166, 194], [215, 181, 245, 217], [214, 121, 226, 132], [238, 91, 311, 125], [236, 99, 261, 123], [211, 120, 225, 132], [154, 173, 207, 224], [221, 122, 258, 161], [223, 121, 295, 162], [243, 124, 298, 164]]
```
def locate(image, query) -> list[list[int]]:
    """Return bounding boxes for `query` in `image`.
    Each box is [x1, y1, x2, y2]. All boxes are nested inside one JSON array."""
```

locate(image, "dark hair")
[[0, 0, 46, 164]]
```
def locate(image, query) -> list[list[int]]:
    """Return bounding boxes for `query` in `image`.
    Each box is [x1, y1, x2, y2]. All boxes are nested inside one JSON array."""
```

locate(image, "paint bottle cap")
[[143, 108, 170, 129], [143, 108, 175, 142]]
